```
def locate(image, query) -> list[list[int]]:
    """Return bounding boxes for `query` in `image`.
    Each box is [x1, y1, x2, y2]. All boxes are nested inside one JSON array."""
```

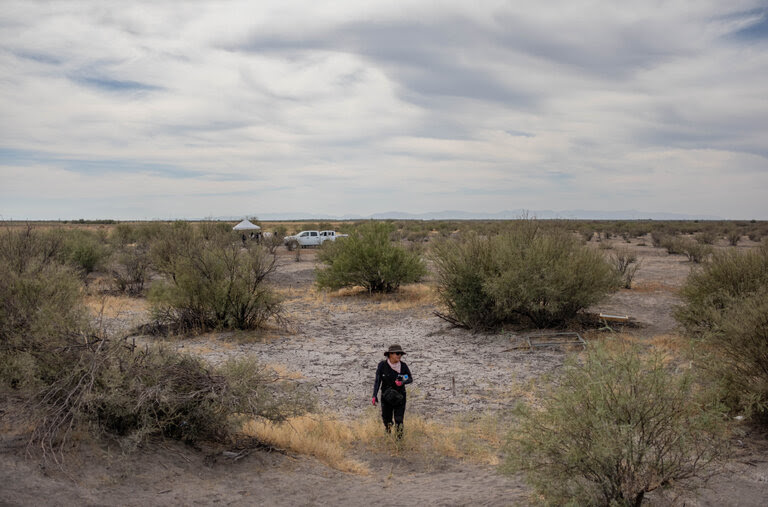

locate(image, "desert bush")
[[61, 229, 111, 274], [695, 231, 717, 245], [660, 235, 684, 255], [111, 223, 138, 247], [197, 220, 232, 241], [650, 230, 668, 248], [727, 230, 741, 246], [431, 225, 620, 330], [148, 221, 196, 277], [676, 247, 768, 419], [315, 222, 426, 293], [503, 341, 727, 506], [429, 234, 497, 330], [661, 237, 712, 262], [610, 248, 641, 289], [263, 230, 285, 254], [0, 226, 87, 390], [110, 246, 151, 295], [149, 238, 282, 332], [680, 239, 713, 263], [30, 339, 313, 458], [1, 226, 311, 459]]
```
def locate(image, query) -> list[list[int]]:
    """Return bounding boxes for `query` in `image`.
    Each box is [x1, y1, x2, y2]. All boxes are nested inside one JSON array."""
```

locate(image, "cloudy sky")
[[1, 1, 767, 220]]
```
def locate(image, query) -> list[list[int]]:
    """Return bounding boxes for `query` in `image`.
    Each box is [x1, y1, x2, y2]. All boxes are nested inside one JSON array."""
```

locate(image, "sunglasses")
[[392, 352, 403, 356]]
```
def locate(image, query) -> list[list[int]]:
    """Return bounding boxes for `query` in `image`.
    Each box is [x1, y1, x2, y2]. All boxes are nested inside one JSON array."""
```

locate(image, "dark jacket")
[[372, 360, 413, 401]]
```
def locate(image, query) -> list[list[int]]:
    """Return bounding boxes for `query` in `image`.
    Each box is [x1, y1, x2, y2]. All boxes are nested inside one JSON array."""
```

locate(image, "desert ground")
[[2, 235, 768, 506]]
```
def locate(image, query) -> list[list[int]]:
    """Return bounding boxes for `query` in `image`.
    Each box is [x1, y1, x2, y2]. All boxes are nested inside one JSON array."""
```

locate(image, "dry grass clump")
[[84, 294, 149, 319], [243, 409, 504, 474], [332, 283, 437, 311], [630, 281, 680, 293], [244, 415, 369, 474]]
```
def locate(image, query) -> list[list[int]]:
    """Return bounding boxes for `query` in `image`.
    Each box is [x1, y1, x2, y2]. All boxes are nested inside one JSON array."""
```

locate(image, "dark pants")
[[381, 399, 406, 438]]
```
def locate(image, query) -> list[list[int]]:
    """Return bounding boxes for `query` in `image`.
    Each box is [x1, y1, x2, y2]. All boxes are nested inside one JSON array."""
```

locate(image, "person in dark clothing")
[[372, 344, 413, 439]]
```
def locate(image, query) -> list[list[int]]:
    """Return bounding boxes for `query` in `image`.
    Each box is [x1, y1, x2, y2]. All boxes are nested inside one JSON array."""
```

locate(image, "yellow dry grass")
[[631, 281, 680, 293], [581, 333, 690, 368], [243, 415, 370, 474], [243, 409, 504, 475], [647, 333, 689, 355], [84, 294, 148, 319]]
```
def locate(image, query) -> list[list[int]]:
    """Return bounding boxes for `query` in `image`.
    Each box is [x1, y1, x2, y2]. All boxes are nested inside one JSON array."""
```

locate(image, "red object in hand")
[[372, 397, 377, 406], [395, 380, 403, 387]]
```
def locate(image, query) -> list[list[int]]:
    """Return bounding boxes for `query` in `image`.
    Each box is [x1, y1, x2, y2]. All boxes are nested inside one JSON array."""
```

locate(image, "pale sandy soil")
[[2, 237, 768, 506]]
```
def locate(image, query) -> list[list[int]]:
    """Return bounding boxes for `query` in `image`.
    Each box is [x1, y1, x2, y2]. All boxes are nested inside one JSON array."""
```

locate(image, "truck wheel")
[[286, 239, 299, 251]]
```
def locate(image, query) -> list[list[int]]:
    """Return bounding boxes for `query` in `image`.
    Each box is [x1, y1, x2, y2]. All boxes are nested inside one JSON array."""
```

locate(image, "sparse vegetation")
[[504, 340, 727, 506], [315, 221, 426, 293], [0, 224, 311, 461]]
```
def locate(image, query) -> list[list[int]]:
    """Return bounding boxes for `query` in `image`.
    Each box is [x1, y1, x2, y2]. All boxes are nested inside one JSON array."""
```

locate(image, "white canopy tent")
[[232, 219, 261, 231]]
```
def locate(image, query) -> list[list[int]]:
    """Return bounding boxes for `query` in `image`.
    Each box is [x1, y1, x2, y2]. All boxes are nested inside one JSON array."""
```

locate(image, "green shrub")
[[149, 238, 282, 332], [695, 231, 717, 245], [315, 222, 426, 293], [681, 239, 713, 263], [662, 236, 712, 262], [727, 230, 741, 246], [503, 341, 727, 506], [676, 247, 768, 419], [430, 234, 498, 330], [676, 247, 768, 337], [61, 229, 111, 274], [111, 223, 138, 247], [0, 226, 87, 389], [431, 226, 619, 329]]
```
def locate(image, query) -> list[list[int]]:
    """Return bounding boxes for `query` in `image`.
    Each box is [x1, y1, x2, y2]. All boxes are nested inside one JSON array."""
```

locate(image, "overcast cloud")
[[1, 0, 767, 219]]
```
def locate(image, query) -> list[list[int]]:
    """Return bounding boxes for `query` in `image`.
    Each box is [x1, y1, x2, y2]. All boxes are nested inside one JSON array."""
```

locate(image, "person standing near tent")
[[371, 344, 413, 439]]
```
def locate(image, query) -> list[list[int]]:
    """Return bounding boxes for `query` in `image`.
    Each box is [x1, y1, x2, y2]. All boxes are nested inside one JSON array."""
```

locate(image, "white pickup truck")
[[284, 230, 348, 249]]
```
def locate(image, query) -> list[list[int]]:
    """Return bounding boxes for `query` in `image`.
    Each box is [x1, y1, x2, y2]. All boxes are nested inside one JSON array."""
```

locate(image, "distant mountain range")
[[216, 209, 723, 221]]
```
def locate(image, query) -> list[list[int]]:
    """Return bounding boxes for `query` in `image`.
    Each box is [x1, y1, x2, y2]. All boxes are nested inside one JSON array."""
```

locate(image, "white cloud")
[[1, 0, 767, 219]]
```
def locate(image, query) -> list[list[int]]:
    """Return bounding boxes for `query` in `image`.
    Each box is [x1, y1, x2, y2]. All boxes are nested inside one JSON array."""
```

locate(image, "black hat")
[[384, 344, 406, 356]]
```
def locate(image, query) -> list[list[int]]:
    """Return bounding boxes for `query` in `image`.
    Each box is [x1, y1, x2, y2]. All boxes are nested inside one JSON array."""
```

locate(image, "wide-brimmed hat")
[[384, 344, 406, 356]]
